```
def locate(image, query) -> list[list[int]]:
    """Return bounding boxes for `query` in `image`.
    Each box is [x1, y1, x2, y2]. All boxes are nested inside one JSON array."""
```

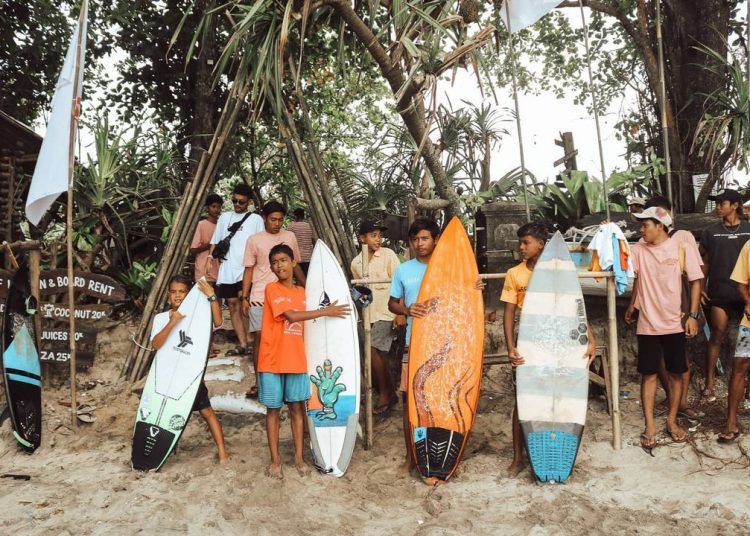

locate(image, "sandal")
[[245, 385, 258, 399], [373, 400, 397, 417], [226, 346, 249, 356], [700, 387, 716, 403], [640, 433, 656, 456], [717, 429, 741, 444], [665, 425, 688, 443], [677, 408, 705, 420]]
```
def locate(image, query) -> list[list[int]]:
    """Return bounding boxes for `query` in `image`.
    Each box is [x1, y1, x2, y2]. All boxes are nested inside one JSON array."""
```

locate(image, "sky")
[[33, 6, 749, 202]]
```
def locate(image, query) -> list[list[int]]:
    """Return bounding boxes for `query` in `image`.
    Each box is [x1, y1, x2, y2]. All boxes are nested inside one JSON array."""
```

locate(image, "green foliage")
[[120, 261, 158, 308]]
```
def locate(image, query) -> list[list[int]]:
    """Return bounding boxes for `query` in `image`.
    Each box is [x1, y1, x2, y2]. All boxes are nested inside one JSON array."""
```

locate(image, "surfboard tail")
[[412, 426, 466, 481], [521, 421, 584, 483]]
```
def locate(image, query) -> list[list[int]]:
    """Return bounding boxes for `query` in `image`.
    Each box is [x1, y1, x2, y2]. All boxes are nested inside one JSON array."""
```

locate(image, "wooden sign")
[[38, 270, 126, 301], [0, 269, 12, 299], [39, 302, 113, 321], [40, 349, 95, 366], [40, 328, 97, 345]]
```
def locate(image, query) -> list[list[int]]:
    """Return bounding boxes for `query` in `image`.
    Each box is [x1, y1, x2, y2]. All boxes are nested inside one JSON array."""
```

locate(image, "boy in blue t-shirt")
[[388, 217, 441, 474]]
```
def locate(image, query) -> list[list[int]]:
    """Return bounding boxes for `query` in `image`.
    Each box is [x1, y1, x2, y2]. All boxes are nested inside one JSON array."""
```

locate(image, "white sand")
[[2, 322, 749, 535]]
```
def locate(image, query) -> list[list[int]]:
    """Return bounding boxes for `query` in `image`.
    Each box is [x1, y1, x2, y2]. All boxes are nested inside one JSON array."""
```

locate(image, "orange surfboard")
[[407, 217, 485, 482]]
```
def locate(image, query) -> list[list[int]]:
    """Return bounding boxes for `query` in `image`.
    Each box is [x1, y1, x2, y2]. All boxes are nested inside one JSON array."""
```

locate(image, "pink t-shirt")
[[191, 219, 219, 282], [631, 238, 703, 335], [243, 230, 302, 303]]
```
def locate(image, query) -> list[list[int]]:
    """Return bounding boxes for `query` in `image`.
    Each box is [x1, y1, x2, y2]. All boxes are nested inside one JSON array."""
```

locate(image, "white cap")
[[632, 206, 673, 227]]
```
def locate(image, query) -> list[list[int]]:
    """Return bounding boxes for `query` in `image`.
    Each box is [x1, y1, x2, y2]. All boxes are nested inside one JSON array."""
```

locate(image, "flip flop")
[[718, 430, 742, 444], [700, 387, 716, 403], [665, 426, 688, 443], [373, 400, 397, 417], [226, 346, 249, 356], [677, 408, 705, 420], [640, 433, 656, 457], [245, 385, 258, 399]]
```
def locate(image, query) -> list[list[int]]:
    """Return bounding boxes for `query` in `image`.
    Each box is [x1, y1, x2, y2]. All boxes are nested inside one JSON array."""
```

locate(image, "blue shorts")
[[258, 372, 311, 409]]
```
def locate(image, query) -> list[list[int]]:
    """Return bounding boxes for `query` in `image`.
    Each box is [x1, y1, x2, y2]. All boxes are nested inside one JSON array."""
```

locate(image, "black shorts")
[[637, 333, 687, 375], [708, 300, 744, 318], [216, 281, 242, 299], [191, 381, 212, 412]]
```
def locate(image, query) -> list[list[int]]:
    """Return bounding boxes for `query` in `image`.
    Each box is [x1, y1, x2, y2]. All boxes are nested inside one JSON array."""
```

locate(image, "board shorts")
[[734, 325, 750, 359], [216, 281, 242, 299], [708, 300, 744, 318], [248, 303, 263, 332], [258, 372, 310, 409], [637, 333, 687, 375], [399, 346, 410, 393], [191, 381, 212, 412], [371, 320, 395, 353]]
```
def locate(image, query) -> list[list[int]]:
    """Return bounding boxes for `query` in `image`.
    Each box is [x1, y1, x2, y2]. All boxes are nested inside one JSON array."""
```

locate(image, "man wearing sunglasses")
[[207, 183, 264, 355]]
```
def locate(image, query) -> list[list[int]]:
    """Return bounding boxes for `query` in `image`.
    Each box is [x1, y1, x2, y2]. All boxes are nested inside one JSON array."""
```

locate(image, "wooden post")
[[361, 245, 373, 450], [29, 248, 42, 357], [606, 276, 622, 450]]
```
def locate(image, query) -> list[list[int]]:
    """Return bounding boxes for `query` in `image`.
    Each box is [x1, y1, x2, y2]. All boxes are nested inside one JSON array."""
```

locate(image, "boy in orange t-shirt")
[[258, 244, 350, 479]]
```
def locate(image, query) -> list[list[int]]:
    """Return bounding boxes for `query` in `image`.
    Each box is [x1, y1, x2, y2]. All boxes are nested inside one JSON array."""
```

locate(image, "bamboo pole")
[[66, 2, 86, 427], [124, 78, 251, 381], [606, 275, 621, 450], [504, 1, 531, 223], [29, 249, 42, 358], [362, 245, 373, 450], [655, 0, 673, 213], [578, 0, 611, 221]]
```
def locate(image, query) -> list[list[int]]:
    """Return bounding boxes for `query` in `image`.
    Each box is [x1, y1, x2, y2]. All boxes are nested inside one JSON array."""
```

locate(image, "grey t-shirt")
[[700, 221, 750, 302]]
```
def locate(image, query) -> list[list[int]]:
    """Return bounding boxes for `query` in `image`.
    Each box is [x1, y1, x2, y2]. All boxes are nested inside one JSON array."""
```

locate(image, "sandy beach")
[[2, 319, 750, 536]]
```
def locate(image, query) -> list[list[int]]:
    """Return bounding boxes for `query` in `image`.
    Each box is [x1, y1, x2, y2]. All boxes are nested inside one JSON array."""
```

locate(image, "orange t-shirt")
[[257, 282, 307, 373]]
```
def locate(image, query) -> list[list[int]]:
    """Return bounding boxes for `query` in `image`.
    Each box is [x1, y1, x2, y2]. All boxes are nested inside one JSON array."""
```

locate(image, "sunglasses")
[[232, 198, 248, 205]]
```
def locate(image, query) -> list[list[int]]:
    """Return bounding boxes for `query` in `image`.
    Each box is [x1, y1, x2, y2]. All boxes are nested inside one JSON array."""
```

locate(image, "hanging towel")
[[611, 235, 631, 295], [587, 223, 634, 294]]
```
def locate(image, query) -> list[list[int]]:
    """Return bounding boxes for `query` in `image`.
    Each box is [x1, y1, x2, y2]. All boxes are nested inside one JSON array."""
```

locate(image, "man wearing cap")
[[626, 206, 704, 450], [629, 197, 646, 214], [351, 220, 402, 416], [699, 189, 750, 402]]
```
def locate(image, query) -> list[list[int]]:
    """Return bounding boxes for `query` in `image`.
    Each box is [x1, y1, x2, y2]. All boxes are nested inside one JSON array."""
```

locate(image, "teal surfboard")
[[516, 231, 589, 482]]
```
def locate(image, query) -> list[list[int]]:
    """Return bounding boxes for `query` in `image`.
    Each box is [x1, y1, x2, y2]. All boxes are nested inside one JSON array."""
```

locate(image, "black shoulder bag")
[[212, 212, 252, 261]]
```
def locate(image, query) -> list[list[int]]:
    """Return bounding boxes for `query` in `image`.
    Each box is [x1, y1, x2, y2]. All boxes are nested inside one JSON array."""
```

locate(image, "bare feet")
[[218, 451, 229, 465], [505, 459, 525, 478], [266, 463, 283, 480], [295, 460, 311, 477], [401, 457, 414, 475]]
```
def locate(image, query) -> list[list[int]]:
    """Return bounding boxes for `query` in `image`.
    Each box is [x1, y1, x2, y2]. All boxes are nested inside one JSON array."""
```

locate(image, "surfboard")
[[407, 217, 485, 482], [305, 241, 360, 477], [1, 260, 42, 452], [516, 231, 589, 483], [131, 284, 212, 471]]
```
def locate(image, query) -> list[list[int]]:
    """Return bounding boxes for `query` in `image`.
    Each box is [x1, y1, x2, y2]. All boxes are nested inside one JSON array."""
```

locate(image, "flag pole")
[[655, 0, 673, 213], [66, 2, 86, 428], [577, 0, 610, 221], [504, 1, 531, 223]]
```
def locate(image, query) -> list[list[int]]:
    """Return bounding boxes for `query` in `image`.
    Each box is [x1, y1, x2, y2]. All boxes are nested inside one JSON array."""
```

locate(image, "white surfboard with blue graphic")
[[305, 241, 360, 477], [516, 231, 589, 483]]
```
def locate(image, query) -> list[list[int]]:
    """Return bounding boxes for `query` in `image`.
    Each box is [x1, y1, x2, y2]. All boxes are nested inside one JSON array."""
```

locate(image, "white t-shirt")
[[210, 211, 264, 285], [150, 311, 170, 342]]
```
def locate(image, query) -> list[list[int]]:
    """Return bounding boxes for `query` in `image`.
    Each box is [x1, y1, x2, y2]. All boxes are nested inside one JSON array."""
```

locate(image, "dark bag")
[[212, 213, 252, 261]]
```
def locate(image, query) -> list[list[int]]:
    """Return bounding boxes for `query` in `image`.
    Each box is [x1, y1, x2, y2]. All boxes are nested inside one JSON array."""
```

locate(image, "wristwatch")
[[687, 311, 699, 319], [207, 295, 218, 303]]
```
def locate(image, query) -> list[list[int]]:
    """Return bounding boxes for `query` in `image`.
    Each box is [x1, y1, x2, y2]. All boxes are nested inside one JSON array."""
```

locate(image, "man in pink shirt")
[[625, 206, 703, 453], [190, 194, 222, 284], [241, 200, 306, 397]]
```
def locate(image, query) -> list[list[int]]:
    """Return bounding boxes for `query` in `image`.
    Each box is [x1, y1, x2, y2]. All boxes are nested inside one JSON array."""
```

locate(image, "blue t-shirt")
[[389, 258, 428, 345]]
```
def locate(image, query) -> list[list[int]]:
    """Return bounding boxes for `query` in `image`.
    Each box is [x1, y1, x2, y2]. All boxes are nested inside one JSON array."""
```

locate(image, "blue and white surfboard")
[[516, 231, 589, 482]]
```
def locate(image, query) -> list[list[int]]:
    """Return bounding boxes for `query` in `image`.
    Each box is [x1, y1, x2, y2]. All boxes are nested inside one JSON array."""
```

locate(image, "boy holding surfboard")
[[259, 244, 350, 479], [387, 217, 441, 473], [501, 223, 596, 477], [151, 275, 229, 464]]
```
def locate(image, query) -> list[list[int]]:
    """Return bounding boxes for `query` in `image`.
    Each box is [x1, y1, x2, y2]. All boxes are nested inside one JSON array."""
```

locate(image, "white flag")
[[26, 1, 88, 227], [500, 0, 560, 32]]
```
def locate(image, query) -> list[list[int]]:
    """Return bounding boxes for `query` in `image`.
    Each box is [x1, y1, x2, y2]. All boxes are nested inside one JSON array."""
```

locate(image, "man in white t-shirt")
[[207, 183, 264, 354]]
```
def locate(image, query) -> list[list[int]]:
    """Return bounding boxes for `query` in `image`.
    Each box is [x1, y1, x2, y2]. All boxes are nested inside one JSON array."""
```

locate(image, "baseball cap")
[[708, 189, 742, 203], [629, 197, 646, 206], [632, 206, 673, 227], [358, 220, 388, 235]]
